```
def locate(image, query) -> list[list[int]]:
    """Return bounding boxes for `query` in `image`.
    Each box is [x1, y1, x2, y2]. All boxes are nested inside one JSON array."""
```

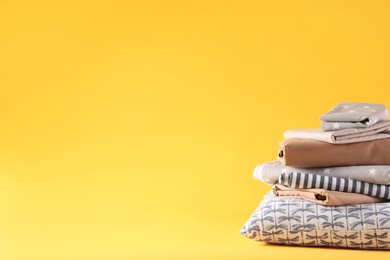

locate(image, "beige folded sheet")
[[272, 184, 388, 206], [278, 138, 390, 167], [283, 120, 390, 144]]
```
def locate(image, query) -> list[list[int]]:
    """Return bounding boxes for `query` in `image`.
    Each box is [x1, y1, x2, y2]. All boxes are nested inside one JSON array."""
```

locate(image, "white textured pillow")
[[241, 192, 390, 250]]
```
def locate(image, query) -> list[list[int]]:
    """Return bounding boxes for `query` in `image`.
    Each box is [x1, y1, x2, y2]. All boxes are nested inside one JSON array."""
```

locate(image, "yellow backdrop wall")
[[1, 0, 390, 259]]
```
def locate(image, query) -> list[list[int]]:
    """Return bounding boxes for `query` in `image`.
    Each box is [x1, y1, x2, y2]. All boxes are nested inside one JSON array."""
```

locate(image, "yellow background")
[[1, 0, 390, 259]]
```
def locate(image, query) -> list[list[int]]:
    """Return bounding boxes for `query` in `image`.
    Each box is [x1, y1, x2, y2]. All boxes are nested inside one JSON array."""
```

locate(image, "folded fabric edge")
[[252, 164, 265, 182], [277, 146, 286, 165]]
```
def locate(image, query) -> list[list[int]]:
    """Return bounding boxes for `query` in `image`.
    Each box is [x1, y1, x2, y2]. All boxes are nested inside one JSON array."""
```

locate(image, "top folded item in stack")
[[320, 102, 388, 131]]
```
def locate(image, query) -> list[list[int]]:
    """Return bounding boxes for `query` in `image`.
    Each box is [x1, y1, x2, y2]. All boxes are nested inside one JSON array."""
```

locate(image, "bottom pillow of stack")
[[240, 192, 390, 250]]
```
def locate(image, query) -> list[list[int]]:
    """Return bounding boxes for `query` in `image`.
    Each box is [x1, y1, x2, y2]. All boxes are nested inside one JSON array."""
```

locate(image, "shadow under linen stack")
[[240, 102, 390, 250]]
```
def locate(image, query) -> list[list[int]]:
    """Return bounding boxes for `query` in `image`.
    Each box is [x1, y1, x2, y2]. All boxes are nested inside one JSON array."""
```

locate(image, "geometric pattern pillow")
[[240, 192, 390, 250]]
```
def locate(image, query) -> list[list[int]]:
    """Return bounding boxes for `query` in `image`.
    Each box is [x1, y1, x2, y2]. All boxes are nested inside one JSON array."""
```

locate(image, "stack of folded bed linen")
[[241, 102, 390, 250]]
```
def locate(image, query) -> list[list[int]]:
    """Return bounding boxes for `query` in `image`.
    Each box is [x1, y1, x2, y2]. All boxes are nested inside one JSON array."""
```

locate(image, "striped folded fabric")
[[278, 172, 390, 200]]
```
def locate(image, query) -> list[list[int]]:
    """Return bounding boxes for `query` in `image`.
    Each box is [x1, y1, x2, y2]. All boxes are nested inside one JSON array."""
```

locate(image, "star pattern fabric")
[[253, 161, 390, 186], [320, 102, 388, 131], [332, 122, 340, 129]]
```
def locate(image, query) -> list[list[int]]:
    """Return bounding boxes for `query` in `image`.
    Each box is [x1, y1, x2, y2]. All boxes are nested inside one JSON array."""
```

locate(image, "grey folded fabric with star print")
[[253, 161, 390, 186], [320, 102, 388, 131]]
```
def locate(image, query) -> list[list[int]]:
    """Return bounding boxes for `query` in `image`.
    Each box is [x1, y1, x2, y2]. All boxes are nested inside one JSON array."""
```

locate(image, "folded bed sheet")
[[283, 120, 390, 144], [272, 184, 388, 206], [278, 138, 390, 167]]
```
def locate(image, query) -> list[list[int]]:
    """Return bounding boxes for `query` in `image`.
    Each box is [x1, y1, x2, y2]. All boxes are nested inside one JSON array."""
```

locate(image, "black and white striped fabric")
[[279, 172, 390, 200]]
